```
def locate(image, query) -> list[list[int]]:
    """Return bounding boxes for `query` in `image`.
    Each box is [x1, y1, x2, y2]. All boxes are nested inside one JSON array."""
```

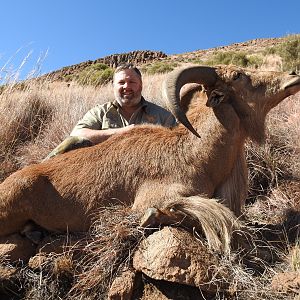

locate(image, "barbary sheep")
[[0, 65, 299, 253]]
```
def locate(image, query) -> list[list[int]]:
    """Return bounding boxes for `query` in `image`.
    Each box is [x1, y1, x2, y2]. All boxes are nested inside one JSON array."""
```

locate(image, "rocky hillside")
[[41, 35, 298, 84], [173, 36, 287, 59], [42, 50, 168, 81]]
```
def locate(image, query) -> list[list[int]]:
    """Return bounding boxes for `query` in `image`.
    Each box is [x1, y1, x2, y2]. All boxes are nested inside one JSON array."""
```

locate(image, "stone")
[[271, 271, 300, 294], [133, 227, 229, 292], [108, 269, 138, 300]]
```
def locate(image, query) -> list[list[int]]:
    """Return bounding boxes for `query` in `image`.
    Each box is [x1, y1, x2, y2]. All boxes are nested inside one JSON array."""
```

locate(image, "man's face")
[[113, 69, 142, 108]]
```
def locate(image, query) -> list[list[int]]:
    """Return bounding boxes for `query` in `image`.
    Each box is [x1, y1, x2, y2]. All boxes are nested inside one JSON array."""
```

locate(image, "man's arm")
[[70, 125, 135, 144], [69, 103, 135, 144]]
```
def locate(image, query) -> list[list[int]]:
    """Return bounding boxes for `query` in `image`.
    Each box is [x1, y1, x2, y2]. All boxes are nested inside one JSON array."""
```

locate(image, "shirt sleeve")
[[70, 105, 105, 136]]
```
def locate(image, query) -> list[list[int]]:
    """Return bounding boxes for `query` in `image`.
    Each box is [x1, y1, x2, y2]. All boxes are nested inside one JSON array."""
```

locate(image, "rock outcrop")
[[42, 50, 167, 81]]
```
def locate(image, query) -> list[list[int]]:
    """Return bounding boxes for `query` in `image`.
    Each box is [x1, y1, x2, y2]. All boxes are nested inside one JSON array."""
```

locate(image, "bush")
[[188, 58, 205, 65], [207, 51, 262, 68], [207, 51, 246, 67], [246, 55, 263, 68], [264, 35, 300, 71], [75, 64, 114, 87], [0, 88, 54, 180], [143, 61, 178, 75], [278, 36, 300, 71], [92, 63, 110, 71]]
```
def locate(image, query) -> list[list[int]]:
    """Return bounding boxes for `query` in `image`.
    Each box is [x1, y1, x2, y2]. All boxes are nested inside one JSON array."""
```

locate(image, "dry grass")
[[0, 66, 299, 299], [68, 206, 143, 299], [0, 81, 114, 180], [290, 243, 300, 272], [0, 206, 143, 299]]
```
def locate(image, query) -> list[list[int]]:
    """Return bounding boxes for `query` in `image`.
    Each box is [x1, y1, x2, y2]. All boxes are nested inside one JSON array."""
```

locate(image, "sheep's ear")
[[206, 89, 226, 107]]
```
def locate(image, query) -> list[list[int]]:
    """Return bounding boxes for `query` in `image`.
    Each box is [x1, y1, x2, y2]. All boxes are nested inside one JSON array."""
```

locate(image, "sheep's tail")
[[140, 196, 240, 254]]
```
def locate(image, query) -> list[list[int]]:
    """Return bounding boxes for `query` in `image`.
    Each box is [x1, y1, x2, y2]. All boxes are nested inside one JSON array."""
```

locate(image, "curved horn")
[[163, 66, 217, 137]]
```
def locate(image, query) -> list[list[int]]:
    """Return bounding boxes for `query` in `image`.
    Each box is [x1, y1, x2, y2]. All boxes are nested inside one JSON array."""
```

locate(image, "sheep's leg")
[[133, 181, 192, 228], [0, 172, 35, 236], [0, 233, 37, 262], [133, 182, 239, 253], [0, 170, 90, 237], [132, 181, 189, 212]]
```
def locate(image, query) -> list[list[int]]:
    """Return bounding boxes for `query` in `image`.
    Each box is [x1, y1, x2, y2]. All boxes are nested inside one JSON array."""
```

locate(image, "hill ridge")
[[41, 35, 293, 82]]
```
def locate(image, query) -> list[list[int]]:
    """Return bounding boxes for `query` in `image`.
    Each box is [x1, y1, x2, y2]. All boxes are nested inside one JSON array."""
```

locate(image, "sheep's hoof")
[[20, 221, 45, 245], [139, 207, 184, 229], [139, 207, 161, 228]]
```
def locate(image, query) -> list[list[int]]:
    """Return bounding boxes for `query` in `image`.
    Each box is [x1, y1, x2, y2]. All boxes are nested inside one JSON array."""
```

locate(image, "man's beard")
[[117, 94, 141, 107]]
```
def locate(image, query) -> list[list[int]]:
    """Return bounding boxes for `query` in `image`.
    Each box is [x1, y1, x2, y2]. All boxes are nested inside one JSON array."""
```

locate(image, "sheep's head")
[[163, 65, 300, 141], [215, 66, 300, 114]]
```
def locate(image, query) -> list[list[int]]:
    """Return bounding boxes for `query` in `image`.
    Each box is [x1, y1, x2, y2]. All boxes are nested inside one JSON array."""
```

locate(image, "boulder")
[[133, 227, 229, 292], [108, 269, 139, 300], [271, 271, 300, 294]]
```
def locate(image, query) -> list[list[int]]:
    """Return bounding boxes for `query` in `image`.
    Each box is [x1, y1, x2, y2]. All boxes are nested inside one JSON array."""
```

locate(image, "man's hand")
[[70, 124, 136, 145], [116, 124, 135, 135], [44, 136, 94, 160]]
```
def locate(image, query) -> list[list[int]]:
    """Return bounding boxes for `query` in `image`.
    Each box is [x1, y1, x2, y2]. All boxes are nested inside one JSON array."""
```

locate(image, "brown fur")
[[0, 66, 299, 254]]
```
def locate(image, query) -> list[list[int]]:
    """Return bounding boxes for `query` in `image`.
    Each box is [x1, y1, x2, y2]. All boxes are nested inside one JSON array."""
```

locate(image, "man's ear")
[[206, 89, 226, 107]]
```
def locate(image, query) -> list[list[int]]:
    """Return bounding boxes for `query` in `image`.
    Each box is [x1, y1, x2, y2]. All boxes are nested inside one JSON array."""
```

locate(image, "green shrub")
[[63, 74, 74, 82], [92, 63, 110, 71], [206, 51, 262, 68], [264, 46, 277, 55], [76, 64, 114, 86], [143, 62, 178, 75], [246, 55, 263, 68], [278, 36, 300, 71], [187, 58, 205, 65], [264, 35, 300, 71]]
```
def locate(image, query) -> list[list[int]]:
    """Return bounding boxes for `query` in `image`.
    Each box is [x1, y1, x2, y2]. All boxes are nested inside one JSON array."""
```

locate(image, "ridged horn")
[[163, 66, 217, 137]]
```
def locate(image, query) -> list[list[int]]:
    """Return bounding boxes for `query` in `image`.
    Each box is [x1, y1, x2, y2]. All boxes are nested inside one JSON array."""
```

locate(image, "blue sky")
[[1, 0, 299, 79]]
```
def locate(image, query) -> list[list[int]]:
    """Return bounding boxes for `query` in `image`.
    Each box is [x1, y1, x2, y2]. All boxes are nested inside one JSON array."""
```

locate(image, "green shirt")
[[70, 97, 176, 135]]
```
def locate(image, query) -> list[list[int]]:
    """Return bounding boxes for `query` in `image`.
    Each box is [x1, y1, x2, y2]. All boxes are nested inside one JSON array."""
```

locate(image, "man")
[[45, 63, 176, 159]]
